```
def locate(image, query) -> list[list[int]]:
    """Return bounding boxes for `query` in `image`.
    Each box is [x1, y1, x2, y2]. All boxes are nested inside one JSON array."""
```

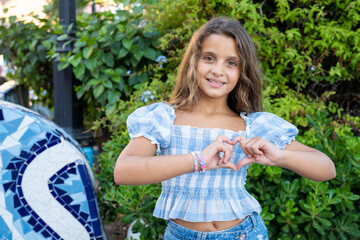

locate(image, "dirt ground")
[[103, 220, 129, 240]]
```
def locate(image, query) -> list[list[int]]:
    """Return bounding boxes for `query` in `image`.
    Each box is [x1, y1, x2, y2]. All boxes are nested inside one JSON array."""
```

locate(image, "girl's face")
[[196, 34, 240, 102]]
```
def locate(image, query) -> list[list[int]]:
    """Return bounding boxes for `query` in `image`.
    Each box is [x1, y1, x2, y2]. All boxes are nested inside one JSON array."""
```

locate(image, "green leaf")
[[143, 27, 159, 38], [76, 86, 86, 99], [87, 37, 97, 46], [105, 69, 115, 76], [83, 47, 93, 59], [112, 76, 122, 83], [73, 65, 85, 79], [121, 0, 130, 8], [317, 217, 332, 228], [107, 90, 120, 104], [118, 48, 128, 59], [67, 23, 73, 33], [120, 213, 137, 224], [29, 40, 38, 51], [93, 85, 104, 98], [133, 48, 143, 61], [70, 56, 82, 67], [144, 48, 157, 61], [122, 38, 133, 50], [105, 103, 116, 116], [116, 14, 127, 23], [138, 72, 148, 83], [129, 75, 138, 86], [133, 5, 144, 14], [115, 67, 127, 76], [125, 24, 137, 37], [87, 78, 99, 86], [130, 56, 139, 67], [102, 53, 114, 68], [117, 24, 125, 33], [84, 57, 97, 71], [42, 39, 52, 50], [57, 61, 69, 71], [79, 35, 89, 42], [9, 16, 16, 24], [104, 80, 113, 89], [57, 34, 68, 41]]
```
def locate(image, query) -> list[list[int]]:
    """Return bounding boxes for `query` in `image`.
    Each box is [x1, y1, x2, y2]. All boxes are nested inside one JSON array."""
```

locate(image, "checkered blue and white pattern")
[[127, 102, 298, 222], [0, 101, 106, 240]]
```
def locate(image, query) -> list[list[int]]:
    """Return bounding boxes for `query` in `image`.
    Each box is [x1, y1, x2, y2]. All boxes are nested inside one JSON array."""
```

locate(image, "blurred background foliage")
[[0, 0, 359, 239]]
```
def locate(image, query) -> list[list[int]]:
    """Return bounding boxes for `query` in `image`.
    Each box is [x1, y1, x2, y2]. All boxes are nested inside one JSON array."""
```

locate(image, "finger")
[[218, 144, 233, 165], [238, 138, 252, 158], [245, 138, 264, 156], [223, 162, 237, 171], [222, 146, 233, 164], [232, 135, 247, 144], [236, 157, 254, 170], [216, 136, 234, 145], [239, 137, 264, 159]]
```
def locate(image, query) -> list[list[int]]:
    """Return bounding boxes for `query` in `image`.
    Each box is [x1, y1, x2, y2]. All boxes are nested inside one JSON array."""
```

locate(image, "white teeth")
[[208, 79, 223, 84]]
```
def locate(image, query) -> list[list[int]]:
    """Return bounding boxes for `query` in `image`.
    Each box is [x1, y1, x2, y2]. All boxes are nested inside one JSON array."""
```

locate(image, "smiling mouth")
[[207, 78, 224, 85]]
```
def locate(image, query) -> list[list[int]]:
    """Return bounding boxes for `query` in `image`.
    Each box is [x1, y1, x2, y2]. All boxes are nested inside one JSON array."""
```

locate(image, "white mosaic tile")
[[0, 101, 106, 240]]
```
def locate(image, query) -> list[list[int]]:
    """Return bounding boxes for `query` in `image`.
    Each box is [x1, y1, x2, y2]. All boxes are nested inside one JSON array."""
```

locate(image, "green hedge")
[[1, 0, 359, 239], [0, 1, 164, 122], [0, 11, 57, 107], [95, 0, 359, 239], [53, 3, 164, 121], [96, 81, 359, 239]]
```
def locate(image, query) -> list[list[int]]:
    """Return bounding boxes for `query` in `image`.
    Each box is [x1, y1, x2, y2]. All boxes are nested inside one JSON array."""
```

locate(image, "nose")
[[211, 61, 224, 76]]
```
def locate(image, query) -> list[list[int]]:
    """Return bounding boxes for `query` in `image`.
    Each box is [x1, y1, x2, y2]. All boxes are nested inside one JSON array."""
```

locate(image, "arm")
[[114, 136, 237, 185], [233, 136, 336, 182], [278, 140, 336, 181], [114, 137, 193, 185]]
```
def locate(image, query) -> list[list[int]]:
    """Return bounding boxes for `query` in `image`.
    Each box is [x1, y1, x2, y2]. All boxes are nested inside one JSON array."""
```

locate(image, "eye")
[[203, 56, 215, 62], [227, 60, 237, 66]]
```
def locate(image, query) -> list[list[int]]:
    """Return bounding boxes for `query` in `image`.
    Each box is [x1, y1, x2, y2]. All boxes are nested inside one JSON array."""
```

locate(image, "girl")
[[114, 17, 336, 239]]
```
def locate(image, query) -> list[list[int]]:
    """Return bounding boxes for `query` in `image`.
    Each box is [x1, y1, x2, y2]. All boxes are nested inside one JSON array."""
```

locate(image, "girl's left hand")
[[232, 136, 283, 169]]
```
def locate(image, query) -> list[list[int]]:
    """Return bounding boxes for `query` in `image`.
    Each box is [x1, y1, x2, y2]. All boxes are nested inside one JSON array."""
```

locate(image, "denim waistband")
[[166, 212, 259, 240]]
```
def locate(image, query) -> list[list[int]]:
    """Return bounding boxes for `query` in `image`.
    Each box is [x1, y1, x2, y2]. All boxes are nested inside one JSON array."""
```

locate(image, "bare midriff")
[[172, 218, 245, 232]]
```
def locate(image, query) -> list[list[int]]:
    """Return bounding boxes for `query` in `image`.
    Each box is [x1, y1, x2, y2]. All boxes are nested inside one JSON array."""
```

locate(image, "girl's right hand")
[[200, 136, 238, 171]]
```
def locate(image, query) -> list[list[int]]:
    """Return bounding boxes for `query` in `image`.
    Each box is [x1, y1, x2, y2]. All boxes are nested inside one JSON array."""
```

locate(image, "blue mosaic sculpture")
[[0, 101, 107, 240]]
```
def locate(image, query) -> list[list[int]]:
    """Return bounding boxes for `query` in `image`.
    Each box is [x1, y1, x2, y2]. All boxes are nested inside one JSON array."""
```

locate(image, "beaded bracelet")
[[195, 151, 206, 173], [190, 152, 198, 173]]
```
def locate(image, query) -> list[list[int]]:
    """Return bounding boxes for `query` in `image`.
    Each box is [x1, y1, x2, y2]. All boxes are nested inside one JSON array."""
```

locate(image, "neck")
[[194, 95, 232, 115]]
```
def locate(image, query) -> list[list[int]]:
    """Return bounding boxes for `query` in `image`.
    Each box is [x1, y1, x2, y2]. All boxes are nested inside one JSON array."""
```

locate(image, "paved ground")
[[104, 220, 129, 240]]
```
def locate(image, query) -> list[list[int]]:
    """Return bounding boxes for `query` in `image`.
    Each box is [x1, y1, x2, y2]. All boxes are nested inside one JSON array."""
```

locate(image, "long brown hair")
[[169, 17, 263, 114]]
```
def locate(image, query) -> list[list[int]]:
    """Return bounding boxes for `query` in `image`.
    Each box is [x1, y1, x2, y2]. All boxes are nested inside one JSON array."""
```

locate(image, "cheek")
[[234, 70, 241, 81], [196, 65, 206, 80]]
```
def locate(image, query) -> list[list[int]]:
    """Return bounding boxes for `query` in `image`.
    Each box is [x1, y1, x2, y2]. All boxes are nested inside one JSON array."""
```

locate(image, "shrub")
[[96, 0, 359, 239], [0, 11, 57, 107], [97, 88, 359, 239], [53, 3, 164, 120], [95, 77, 173, 239]]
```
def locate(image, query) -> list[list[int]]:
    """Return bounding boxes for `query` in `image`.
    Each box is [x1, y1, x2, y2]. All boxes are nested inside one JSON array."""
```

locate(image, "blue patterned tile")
[[18, 206, 30, 217], [0, 217, 12, 239], [41, 229, 51, 238], [0, 101, 106, 239], [3, 181, 15, 192]]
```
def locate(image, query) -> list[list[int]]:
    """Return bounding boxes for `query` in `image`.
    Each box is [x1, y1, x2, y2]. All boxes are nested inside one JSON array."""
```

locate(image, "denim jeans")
[[164, 212, 268, 240]]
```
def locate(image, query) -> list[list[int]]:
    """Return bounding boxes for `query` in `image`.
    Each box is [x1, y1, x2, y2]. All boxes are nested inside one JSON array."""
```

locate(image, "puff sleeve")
[[246, 112, 299, 149], [126, 102, 175, 154]]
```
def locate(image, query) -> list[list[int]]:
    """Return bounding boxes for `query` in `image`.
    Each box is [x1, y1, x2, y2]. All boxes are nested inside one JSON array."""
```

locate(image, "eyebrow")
[[201, 51, 240, 61]]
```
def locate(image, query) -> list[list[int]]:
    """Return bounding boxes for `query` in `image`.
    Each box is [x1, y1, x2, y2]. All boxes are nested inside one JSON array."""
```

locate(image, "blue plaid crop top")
[[127, 102, 298, 222]]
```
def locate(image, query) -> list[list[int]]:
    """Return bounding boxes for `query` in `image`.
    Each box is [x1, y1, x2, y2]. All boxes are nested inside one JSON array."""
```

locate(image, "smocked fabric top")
[[127, 102, 298, 222]]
